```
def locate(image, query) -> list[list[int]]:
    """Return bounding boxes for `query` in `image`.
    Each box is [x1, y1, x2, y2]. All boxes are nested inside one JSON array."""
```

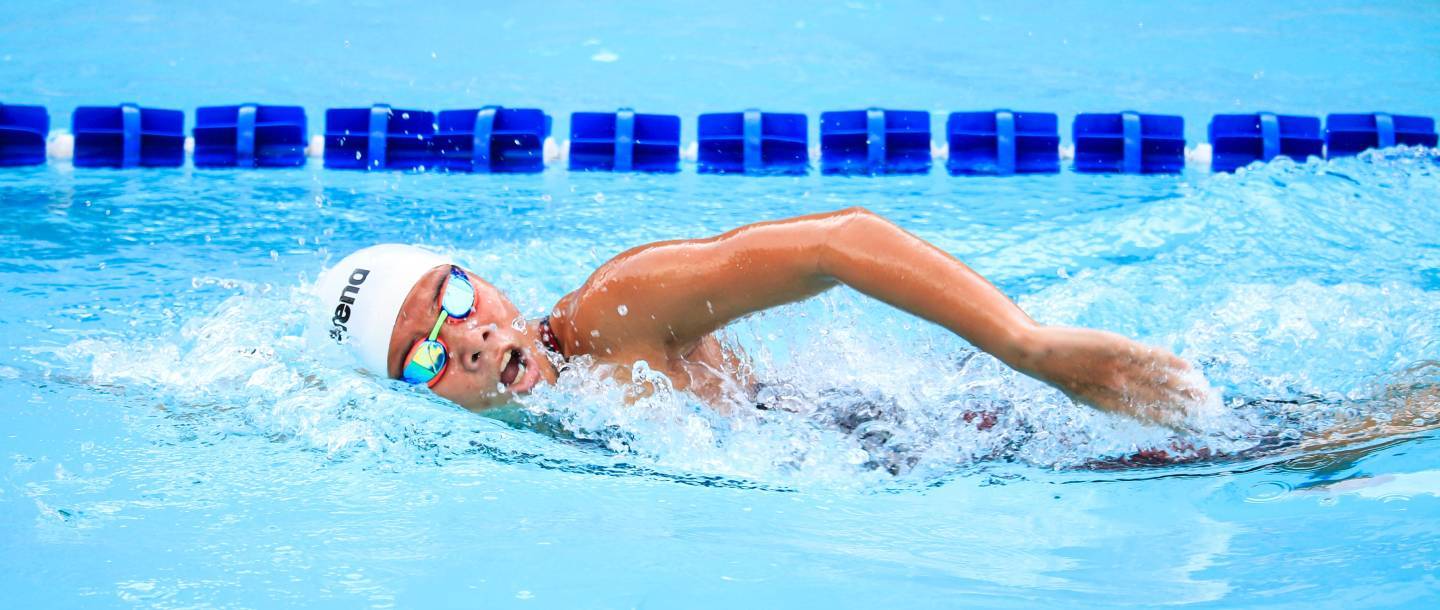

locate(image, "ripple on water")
[[1243, 480, 1293, 503]]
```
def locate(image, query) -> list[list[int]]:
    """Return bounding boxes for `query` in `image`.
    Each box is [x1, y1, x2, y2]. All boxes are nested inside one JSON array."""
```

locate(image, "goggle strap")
[[428, 310, 446, 340]]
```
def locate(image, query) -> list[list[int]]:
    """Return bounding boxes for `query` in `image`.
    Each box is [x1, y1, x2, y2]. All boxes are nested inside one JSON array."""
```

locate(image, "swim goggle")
[[401, 265, 477, 387]]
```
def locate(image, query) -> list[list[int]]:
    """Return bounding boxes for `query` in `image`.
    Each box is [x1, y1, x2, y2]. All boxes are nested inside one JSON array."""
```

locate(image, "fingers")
[[1142, 344, 1190, 372]]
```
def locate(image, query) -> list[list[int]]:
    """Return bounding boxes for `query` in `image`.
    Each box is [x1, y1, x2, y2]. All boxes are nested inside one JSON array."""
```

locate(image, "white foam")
[[47, 131, 73, 160]]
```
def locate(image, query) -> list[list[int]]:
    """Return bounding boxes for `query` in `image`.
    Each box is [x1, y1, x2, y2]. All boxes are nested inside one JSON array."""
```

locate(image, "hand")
[[1015, 326, 1213, 431]]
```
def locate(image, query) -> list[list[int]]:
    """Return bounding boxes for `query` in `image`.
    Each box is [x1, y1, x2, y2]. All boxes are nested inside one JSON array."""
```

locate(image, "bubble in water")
[[617, 305, 629, 317]]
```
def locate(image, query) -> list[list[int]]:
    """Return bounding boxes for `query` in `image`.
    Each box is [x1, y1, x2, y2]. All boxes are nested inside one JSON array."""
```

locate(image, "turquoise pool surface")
[[3, 1, 1440, 607]]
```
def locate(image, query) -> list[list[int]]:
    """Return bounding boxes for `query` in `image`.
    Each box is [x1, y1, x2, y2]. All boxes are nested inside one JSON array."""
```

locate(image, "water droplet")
[[590, 330, 601, 337], [511, 316, 526, 331], [617, 305, 628, 316]]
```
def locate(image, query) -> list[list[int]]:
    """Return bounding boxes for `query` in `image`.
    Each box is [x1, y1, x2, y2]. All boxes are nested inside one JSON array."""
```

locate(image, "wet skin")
[[386, 266, 557, 411], [386, 207, 1209, 425]]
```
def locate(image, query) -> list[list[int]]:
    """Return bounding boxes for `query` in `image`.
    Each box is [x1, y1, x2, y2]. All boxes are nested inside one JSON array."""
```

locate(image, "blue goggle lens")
[[441, 268, 475, 318], [402, 340, 447, 386]]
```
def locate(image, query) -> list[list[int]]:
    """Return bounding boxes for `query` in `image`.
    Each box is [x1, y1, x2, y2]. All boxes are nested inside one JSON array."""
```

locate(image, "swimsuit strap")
[[538, 316, 565, 357]]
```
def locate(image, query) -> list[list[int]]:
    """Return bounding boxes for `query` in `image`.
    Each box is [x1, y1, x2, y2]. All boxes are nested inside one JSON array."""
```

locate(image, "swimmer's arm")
[[557, 206, 1034, 361], [804, 208, 1208, 427], [557, 207, 1206, 428]]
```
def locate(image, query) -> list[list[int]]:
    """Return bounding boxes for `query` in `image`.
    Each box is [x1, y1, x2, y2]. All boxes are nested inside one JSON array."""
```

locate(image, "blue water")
[[3, 1, 1440, 608]]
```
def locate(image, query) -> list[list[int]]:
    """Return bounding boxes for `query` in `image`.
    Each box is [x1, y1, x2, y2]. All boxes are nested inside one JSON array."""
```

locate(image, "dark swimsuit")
[[538, 317, 565, 357]]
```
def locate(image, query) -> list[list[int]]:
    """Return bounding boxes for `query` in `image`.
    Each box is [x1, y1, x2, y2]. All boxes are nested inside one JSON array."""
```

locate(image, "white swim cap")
[[316, 244, 453, 376]]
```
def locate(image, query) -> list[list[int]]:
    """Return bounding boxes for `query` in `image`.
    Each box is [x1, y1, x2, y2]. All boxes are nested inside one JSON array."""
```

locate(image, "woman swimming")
[[317, 207, 1214, 431]]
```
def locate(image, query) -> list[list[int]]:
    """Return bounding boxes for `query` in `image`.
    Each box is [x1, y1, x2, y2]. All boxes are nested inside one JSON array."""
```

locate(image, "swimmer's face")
[[386, 265, 555, 410]]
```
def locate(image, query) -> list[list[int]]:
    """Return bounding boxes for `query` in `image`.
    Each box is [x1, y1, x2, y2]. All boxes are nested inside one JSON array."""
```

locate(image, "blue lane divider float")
[[1209, 112, 1323, 172], [569, 108, 681, 172], [1325, 113, 1438, 158], [435, 106, 550, 173], [946, 110, 1060, 175], [194, 104, 307, 168], [0, 103, 49, 166], [72, 103, 185, 168], [697, 109, 808, 175], [1074, 111, 1185, 174], [324, 104, 434, 170], [819, 108, 930, 175], [3, 102, 1436, 173]]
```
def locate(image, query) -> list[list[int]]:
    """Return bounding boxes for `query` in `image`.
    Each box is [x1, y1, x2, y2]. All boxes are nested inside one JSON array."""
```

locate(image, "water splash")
[[60, 149, 1440, 489]]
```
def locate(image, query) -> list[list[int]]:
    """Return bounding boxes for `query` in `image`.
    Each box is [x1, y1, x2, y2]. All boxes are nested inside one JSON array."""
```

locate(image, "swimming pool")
[[3, 1, 1440, 607]]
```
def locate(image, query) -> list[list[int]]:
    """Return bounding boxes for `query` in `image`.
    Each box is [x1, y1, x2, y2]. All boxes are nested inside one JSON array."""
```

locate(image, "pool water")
[[3, 1, 1440, 607]]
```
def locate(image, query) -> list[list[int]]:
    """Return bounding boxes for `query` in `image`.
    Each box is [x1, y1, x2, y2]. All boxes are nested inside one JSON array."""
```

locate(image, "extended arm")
[[554, 207, 1208, 428]]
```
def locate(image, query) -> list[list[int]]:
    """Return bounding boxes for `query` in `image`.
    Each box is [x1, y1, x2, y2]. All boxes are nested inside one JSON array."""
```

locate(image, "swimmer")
[[317, 207, 1211, 429]]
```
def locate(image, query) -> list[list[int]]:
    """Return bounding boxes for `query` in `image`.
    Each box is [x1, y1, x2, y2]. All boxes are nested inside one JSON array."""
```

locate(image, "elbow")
[[837, 207, 885, 236], [813, 209, 858, 277], [813, 206, 881, 278]]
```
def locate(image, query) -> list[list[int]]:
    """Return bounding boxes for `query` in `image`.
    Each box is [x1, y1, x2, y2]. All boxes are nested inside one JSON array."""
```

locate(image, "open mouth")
[[499, 347, 525, 388]]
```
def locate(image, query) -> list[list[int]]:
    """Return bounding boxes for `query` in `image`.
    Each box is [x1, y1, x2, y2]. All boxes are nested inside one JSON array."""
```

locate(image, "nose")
[[447, 322, 510, 374]]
